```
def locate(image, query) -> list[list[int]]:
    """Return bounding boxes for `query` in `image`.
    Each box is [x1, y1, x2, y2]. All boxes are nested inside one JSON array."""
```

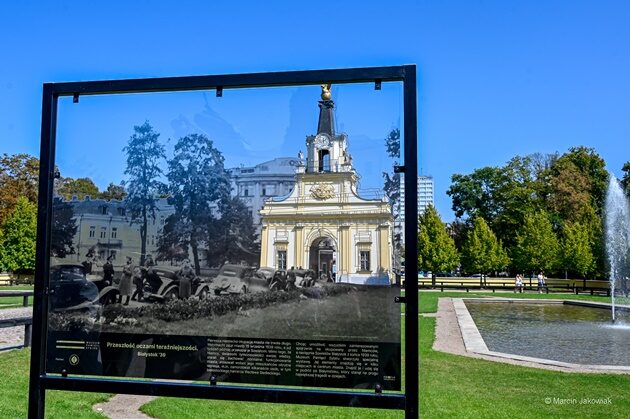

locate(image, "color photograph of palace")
[[259, 86, 393, 284]]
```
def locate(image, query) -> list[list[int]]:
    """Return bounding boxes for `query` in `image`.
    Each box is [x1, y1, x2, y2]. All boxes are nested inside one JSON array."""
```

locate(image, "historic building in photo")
[[259, 86, 394, 284], [56, 196, 174, 266], [228, 157, 300, 229], [58, 159, 300, 268]]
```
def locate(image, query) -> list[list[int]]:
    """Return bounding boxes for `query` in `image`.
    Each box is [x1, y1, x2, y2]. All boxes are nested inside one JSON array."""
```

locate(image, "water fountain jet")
[[605, 173, 630, 323]]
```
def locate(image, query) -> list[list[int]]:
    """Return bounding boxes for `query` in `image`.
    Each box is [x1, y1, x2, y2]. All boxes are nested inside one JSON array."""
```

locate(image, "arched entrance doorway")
[[309, 237, 336, 281]]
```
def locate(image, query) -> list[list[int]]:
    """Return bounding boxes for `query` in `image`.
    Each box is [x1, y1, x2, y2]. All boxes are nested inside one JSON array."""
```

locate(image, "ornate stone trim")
[[310, 184, 335, 200]]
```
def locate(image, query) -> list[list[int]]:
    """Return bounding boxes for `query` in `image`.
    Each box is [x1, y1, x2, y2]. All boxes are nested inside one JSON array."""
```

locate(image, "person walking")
[[515, 274, 524, 293], [537, 272, 546, 294], [82, 248, 97, 274], [131, 264, 144, 302], [103, 255, 115, 286], [176, 259, 195, 299], [119, 256, 134, 305]]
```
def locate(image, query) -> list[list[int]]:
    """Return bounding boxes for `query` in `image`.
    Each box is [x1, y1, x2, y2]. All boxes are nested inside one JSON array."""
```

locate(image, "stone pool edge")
[[448, 297, 630, 374]]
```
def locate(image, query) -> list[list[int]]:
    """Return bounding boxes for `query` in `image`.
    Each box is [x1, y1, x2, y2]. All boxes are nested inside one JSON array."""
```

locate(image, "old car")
[[49, 264, 107, 312], [267, 268, 317, 291], [212, 264, 268, 295], [254, 267, 277, 285], [143, 266, 212, 302]]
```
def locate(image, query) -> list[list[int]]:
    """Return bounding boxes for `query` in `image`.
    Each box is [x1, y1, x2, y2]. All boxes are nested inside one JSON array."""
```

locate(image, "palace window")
[[262, 184, 276, 196], [277, 250, 287, 270], [111, 227, 117, 239], [89, 226, 95, 238], [360, 251, 371, 271], [100, 227, 107, 239]]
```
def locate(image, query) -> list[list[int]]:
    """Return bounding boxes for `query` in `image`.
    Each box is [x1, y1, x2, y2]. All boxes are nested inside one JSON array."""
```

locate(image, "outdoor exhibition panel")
[[29, 65, 418, 418]]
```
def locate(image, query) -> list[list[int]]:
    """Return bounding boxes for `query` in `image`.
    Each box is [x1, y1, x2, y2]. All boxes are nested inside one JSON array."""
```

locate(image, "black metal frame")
[[28, 65, 419, 418]]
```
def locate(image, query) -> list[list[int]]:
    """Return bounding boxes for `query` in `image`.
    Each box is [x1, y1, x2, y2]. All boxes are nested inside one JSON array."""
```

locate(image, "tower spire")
[[317, 84, 335, 137]]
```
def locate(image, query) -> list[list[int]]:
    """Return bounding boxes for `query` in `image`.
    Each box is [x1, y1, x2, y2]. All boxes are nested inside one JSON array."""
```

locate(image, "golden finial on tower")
[[321, 83, 332, 101]]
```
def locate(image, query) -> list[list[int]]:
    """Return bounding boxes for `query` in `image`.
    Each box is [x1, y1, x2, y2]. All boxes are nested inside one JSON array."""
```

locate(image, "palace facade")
[[259, 87, 394, 284]]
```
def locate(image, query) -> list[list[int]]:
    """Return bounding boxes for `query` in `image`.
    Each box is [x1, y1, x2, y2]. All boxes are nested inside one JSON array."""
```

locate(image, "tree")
[[460, 216, 509, 277], [446, 218, 468, 251], [417, 205, 459, 282], [0, 197, 37, 272], [543, 147, 608, 275], [51, 197, 78, 258], [512, 210, 560, 275], [622, 161, 630, 195], [382, 128, 402, 251], [56, 177, 100, 201], [205, 197, 259, 266], [156, 214, 189, 263], [123, 121, 166, 266], [448, 163, 540, 251], [165, 133, 230, 274], [560, 222, 594, 279], [100, 182, 127, 201], [556, 146, 608, 213], [448, 166, 506, 223], [0, 153, 39, 225], [546, 159, 592, 224]]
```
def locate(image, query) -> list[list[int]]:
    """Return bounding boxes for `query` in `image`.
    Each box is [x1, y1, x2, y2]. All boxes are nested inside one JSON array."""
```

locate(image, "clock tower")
[[259, 85, 393, 284], [304, 85, 353, 174]]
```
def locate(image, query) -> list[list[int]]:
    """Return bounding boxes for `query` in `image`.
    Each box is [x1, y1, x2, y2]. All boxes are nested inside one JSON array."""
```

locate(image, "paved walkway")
[[93, 394, 157, 419]]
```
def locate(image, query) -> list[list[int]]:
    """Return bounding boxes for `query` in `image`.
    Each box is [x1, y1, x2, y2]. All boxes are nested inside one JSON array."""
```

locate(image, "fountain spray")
[[605, 173, 630, 323]]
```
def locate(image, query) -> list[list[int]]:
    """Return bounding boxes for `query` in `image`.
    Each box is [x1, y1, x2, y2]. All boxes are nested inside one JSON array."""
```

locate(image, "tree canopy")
[[51, 198, 78, 258], [382, 128, 402, 251], [0, 153, 39, 225], [100, 182, 127, 201], [622, 161, 630, 195], [162, 133, 230, 273], [123, 121, 166, 266], [0, 197, 37, 272], [418, 206, 459, 275], [460, 216, 509, 276], [56, 177, 100, 201], [560, 221, 595, 278], [512, 210, 559, 275], [447, 146, 613, 277]]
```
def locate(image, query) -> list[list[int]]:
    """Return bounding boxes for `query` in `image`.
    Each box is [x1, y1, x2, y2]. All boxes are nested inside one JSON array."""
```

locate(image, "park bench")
[[574, 286, 611, 296], [0, 290, 34, 351], [419, 278, 578, 294]]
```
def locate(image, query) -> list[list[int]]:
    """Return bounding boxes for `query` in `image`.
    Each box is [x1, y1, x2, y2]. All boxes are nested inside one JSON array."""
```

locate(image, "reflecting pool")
[[465, 302, 630, 366]]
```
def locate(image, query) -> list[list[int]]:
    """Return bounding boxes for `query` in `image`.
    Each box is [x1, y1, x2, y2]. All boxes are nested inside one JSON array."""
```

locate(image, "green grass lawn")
[[0, 290, 627, 418], [0, 285, 34, 309], [0, 349, 109, 418]]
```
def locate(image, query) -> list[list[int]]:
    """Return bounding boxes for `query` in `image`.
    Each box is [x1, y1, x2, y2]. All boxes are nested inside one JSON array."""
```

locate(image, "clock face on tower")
[[314, 133, 331, 148]]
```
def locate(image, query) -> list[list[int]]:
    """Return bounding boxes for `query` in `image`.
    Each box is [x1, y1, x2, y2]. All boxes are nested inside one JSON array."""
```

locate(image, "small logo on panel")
[[69, 354, 80, 366]]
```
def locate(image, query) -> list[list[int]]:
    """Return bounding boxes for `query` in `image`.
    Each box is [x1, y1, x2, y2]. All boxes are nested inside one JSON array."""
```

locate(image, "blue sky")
[[1, 0, 629, 220]]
